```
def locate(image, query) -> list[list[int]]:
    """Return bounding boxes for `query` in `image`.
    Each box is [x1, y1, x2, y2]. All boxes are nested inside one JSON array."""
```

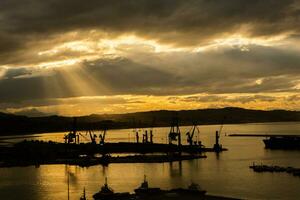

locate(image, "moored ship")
[[93, 178, 132, 200], [263, 136, 300, 149], [134, 175, 165, 197], [92, 176, 208, 200], [169, 182, 207, 196]]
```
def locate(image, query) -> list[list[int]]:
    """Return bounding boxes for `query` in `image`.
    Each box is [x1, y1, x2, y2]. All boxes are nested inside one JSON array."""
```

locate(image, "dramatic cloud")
[[1, 0, 300, 63], [0, 0, 299, 115]]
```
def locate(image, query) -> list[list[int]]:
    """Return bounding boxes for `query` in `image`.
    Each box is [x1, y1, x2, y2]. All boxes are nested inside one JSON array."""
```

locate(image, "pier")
[[249, 163, 300, 177], [0, 139, 225, 168], [0, 118, 228, 168]]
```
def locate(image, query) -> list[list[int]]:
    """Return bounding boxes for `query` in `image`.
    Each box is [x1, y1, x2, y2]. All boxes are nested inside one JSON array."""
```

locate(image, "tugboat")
[[170, 182, 207, 195], [134, 176, 206, 199], [93, 178, 132, 200], [134, 175, 165, 196]]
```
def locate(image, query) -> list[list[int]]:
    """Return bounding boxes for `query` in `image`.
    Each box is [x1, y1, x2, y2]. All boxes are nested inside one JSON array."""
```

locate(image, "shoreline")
[[0, 121, 299, 138], [0, 154, 207, 168]]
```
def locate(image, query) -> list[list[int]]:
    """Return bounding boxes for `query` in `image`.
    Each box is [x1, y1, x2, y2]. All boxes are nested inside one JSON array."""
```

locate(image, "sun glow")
[[38, 59, 79, 68], [194, 33, 289, 52], [255, 78, 263, 85], [33, 31, 293, 70], [99, 35, 188, 53], [34, 34, 191, 69], [37, 34, 189, 58]]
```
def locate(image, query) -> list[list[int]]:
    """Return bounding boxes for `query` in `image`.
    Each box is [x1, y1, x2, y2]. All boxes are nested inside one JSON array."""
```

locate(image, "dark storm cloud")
[[0, 44, 300, 106], [81, 50, 300, 96], [2, 67, 32, 79], [0, 0, 300, 64], [3, 0, 298, 36], [83, 58, 175, 93], [0, 76, 45, 102], [0, 67, 77, 103]]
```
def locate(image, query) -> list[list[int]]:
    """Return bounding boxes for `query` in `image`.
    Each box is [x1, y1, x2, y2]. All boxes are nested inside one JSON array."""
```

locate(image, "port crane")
[[64, 132, 79, 144], [168, 116, 181, 146], [186, 124, 200, 146], [99, 129, 107, 145], [86, 130, 97, 144], [85, 128, 107, 145], [64, 117, 80, 144]]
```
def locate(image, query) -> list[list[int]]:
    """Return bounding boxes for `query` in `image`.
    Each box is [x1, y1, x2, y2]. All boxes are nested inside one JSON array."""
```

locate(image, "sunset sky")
[[0, 0, 300, 116]]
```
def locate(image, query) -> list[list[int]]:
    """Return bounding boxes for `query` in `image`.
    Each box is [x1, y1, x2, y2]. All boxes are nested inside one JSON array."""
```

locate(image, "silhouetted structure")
[[168, 116, 181, 146], [99, 129, 107, 145], [93, 177, 208, 200], [136, 131, 139, 143], [64, 117, 80, 144], [263, 136, 300, 149], [186, 124, 201, 146], [93, 178, 131, 200], [213, 131, 222, 152]]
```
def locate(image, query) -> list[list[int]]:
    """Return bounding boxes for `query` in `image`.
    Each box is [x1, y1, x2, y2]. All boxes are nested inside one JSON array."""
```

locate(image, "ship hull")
[[263, 137, 300, 150]]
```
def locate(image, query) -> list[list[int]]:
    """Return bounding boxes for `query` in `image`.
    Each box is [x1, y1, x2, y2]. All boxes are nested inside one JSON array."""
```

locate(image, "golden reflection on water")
[[0, 122, 300, 200]]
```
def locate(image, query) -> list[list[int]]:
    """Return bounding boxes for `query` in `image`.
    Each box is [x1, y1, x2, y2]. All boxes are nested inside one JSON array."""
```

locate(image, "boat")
[[263, 136, 300, 149], [91, 176, 208, 200], [169, 182, 207, 195], [93, 178, 132, 200], [134, 176, 206, 199], [134, 175, 165, 196]]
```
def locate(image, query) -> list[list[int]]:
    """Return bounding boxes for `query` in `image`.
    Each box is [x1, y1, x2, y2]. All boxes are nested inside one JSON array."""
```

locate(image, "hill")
[[0, 107, 299, 136]]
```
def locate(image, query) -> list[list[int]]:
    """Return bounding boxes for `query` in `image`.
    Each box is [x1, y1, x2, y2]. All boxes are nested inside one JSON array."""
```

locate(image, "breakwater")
[[249, 163, 300, 177]]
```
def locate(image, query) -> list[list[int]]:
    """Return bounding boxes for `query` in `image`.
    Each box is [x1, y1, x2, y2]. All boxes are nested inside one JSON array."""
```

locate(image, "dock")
[[0, 118, 228, 168], [0, 139, 226, 168]]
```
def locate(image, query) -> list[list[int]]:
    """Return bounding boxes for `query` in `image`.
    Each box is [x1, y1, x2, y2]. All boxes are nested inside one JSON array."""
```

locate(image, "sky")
[[0, 0, 300, 116]]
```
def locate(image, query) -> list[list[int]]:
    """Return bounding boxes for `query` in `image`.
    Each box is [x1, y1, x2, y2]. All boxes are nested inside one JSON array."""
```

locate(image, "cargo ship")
[[228, 133, 300, 150], [263, 136, 300, 150]]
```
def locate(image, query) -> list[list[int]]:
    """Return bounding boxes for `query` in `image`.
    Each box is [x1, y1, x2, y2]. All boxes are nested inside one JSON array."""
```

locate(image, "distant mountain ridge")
[[0, 107, 299, 136]]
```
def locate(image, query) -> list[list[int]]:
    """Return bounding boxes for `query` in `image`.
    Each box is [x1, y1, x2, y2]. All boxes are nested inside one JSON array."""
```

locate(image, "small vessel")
[[263, 136, 300, 149], [134, 175, 164, 196], [93, 178, 132, 200], [170, 182, 207, 195]]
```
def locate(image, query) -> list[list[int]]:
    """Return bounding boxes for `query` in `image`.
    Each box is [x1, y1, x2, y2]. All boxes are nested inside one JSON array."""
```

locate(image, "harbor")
[[87, 176, 239, 200], [0, 122, 300, 200], [0, 118, 226, 168], [1, 0, 300, 199]]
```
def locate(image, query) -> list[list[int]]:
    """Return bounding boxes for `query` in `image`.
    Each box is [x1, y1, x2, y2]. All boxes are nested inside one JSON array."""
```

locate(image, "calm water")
[[0, 122, 300, 200]]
